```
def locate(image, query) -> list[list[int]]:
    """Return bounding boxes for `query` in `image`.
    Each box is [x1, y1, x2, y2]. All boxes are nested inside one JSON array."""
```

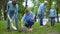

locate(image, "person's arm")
[[12, 4, 18, 19], [21, 20, 24, 29], [44, 6, 46, 18], [49, 9, 51, 17], [31, 12, 35, 20], [6, 2, 12, 21], [38, 5, 41, 15], [21, 14, 26, 30]]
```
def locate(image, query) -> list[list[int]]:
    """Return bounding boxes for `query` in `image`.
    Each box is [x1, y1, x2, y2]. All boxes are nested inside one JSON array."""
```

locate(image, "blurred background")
[[0, 0, 60, 22]]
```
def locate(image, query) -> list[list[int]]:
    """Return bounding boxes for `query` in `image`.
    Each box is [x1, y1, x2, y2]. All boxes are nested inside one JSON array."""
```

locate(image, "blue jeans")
[[38, 14, 43, 26], [7, 18, 18, 29], [24, 19, 34, 28]]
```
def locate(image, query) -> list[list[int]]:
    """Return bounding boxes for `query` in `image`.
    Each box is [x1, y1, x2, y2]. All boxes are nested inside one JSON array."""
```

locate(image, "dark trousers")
[[38, 14, 43, 26], [50, 17, 55, 26], [25, 20, 34, 28]]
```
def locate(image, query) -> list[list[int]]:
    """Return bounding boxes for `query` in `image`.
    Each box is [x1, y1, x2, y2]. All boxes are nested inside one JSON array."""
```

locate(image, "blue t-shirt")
[[49, 9, 56, 17], [38, 3, 46, 15], [6, 1, 18, 19], [21, 11, 35, 21]]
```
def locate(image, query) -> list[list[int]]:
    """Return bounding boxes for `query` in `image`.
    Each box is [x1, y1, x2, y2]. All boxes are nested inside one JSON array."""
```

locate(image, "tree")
[[56, 0, 60, 23], [0, 0, 8, 20]]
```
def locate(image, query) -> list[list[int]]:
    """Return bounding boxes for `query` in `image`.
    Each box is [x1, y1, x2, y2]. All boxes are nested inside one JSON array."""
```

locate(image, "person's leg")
[[24, 21, 29, 28], [51, 17, 53, 26], [25, 18, 32, 28], [7, 19, 10, 30], [52, 17, 55, 26], [30, 20, 34, 28], [25, 24, 29, 28], [25, 21, 33, 31], [39, 14, 43, 26], [27, 23, 33, 31], [25, 18, 34, 31], [29, 21, 34, 31]]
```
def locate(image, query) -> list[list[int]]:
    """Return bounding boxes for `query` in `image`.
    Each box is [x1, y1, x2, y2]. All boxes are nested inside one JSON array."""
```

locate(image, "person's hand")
[[22, 27, 25, 31], [21, 20, 25, 31], [10, 19, 12, 23]]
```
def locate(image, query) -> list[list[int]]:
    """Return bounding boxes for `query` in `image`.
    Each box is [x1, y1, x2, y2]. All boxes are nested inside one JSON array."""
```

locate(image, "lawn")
[[0, 20, 60, 34]]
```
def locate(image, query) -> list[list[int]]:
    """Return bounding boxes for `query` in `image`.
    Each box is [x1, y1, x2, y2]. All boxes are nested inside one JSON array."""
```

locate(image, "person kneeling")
[[21, 9, 35, 31]]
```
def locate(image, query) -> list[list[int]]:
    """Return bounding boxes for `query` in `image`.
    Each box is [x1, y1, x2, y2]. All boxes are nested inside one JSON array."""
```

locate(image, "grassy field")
[[0, 20, 60, 34]]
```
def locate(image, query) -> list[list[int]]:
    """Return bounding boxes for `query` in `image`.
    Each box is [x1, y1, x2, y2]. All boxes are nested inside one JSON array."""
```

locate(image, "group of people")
[[5, 0, 56, 32]]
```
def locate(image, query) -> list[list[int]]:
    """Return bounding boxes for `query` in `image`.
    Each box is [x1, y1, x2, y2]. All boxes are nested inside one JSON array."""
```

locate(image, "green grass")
[[0, 20, 60, 34]]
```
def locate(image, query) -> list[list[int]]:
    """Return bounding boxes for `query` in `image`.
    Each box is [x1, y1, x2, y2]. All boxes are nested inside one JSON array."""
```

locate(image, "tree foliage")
[[0, 0, 60, 20]]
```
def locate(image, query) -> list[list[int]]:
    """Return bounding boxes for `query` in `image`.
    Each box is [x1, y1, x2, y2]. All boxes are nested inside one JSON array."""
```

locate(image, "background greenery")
[[0, 0, 60, 34], [0, 0, 60, 20]]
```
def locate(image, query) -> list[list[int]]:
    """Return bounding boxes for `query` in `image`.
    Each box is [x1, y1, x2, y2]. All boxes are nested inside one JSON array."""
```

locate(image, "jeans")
[[7, 18, 18, 29], [38, 14, 43, 26], [24, 19, 34, 28]]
